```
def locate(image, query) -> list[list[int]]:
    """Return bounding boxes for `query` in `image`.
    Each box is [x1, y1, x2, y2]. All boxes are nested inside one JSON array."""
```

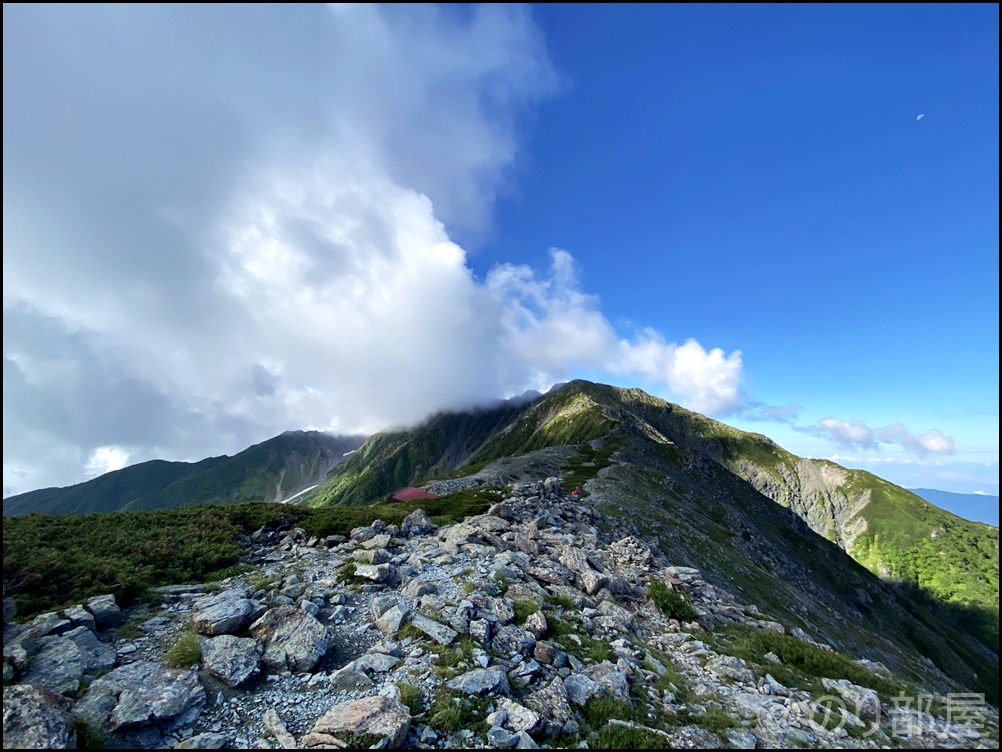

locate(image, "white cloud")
[[3, 5, 744, 495], [804, 418, 956, 456], [86, 446, 131, 476]]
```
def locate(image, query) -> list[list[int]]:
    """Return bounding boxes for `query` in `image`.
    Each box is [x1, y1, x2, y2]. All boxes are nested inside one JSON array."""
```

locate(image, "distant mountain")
[[910, 488, 999, 527], [2, 431, 365, 517]]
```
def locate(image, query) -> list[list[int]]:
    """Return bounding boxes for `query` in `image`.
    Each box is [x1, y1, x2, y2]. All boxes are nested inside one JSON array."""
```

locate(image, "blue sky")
[[3, 5, 997, 498], [474, 5, 1000, 495]]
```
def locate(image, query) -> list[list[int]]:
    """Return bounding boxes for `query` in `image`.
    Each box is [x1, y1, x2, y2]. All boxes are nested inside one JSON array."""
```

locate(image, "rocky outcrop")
[[249, 606, 331, 673], [2, 685, 77, 749], [306, 695, 410, 748], [2, 484, 995, 750]]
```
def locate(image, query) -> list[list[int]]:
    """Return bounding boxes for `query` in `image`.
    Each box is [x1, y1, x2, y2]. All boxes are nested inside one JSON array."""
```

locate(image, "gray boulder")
[[249, 606, 331, 673], [85, 595, 124, 628], [175, 732, 233, 749], [201, 635, 262, 687], [563, 673, 600, 706], [410, 614, 457, 645], [375, 603, 412, 635], [353, 563, 396, 583], [20, 626, 116, 695], [706, 655, 755, 684], [821, 678, 881, 722], [190, 590, 263, 636], [62, 604, 96, 632], [401, 508, 437, 537], [584, 661, 629, 700], [307, 695, 410, 749], [74, 660, 205, 732], [446, 667, 510, 696], [493, 625, 536, 658], [2, 684, 77, 749]]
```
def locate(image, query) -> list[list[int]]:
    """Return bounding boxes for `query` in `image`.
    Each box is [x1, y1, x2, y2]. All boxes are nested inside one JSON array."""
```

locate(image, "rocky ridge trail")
[[3, 478, 997, 749]]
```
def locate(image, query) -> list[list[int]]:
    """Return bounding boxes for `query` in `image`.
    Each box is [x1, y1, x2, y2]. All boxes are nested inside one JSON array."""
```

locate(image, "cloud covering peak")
[[3, 5, 744, 495]]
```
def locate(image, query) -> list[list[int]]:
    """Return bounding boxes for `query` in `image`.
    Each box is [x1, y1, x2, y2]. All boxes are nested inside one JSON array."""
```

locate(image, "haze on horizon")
[[3, 5, 998, 498]]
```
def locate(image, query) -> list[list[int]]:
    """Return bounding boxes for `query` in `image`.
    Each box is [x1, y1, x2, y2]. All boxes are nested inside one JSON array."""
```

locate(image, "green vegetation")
[[164, 631, 202, 669], [75, 718, 108, 749], [546, 613, 613, 663], [395, 681, 423, 716], [687, 707, 736, 735], [3, 487, 495, 620], [582, 697, 669, 749], [512, 599, 540, 625], [428, 688, 490, 735], [648, 579, 698, 622], [707, 626, 901, 699]]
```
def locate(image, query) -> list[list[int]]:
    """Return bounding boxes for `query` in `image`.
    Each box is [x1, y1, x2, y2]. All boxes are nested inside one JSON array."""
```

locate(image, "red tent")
[[387, 486, 438, 504]]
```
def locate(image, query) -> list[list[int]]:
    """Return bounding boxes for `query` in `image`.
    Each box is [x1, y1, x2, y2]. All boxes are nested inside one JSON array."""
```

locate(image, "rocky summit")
[[2, 477, 997, 749]]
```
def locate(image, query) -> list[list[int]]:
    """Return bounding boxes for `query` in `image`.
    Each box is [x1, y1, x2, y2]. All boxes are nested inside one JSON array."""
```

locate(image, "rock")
[[75, 660, 205, 732], [361, 533, 393, 550], [410, 614, 457, 645], [821, 678, 880, 722], [25, 611, 72, 640], [329, 665, 374, 691], [2, 684, 77, 749], [523, 611, 547, 639], [309, 695, 410, 749], [375, 603, 412, 635], [62, 604, 96, 632], [496, 697, 541, 734], [263, 708, 297, 749], [354, 548, 392, 565], [578, 570, 609, 596], [492, 625, 536, 658], [249, 606, 332, 673], [20, 626, 114, 696], [3, 597, 16, 624], [706, 655, 755, 684], [402, 508, 437, 537], [175, 732, 233, 749], [354, 563, 396, 583], [85, 594, 125, 628], [191, 590, 262, 635], [596, 598, 633, 624], [355, 652, 401, 673], [201, 635, 262, 687], [515, 730, 539, 749], [447, 667, 510, 696], [401, 579, 436, 598], [487, 725, 519, 748], [524, 677, 574, 730], [724, 728, 758, 749], [584, 661, 629, 700]]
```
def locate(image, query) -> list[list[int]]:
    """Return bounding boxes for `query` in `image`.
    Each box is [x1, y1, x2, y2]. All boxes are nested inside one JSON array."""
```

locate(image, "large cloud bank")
[[3, 5, 744, 495]]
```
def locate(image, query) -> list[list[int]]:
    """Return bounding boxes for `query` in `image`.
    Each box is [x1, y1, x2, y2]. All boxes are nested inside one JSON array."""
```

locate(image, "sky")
[[4, 4, 998, 501]]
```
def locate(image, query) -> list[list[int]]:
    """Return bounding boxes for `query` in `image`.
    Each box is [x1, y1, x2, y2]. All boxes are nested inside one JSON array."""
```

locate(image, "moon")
[[917, 114, 925, 120]]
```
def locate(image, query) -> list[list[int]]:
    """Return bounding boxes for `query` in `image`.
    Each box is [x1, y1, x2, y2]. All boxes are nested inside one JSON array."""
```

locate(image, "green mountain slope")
[[3, 431, 365, 517], [298, 380, 998, 701]]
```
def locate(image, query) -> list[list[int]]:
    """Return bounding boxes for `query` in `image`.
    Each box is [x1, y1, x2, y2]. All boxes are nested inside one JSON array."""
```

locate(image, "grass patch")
[[396, 681, 423, 716], [547, 613, 613, 663], [335, 562, 358, 583], [709, 626, 902, 700], [594, 725, 670, 750], [164, 631, 201, 669], [688, 707, 736, 735], [513, 599, 540, 625], [648, 579, 698, 622], [428, 688, 489, 736], [114, 623, 143, 640], [75, 718, 108, 749], [545, 594, 578, 611]]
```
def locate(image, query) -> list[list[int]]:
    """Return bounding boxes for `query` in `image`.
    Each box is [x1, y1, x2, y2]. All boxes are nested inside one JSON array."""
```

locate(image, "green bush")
[[513, 599, 540, 625], [396, 682, 423, 715], [648, 579, 698, 622]]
